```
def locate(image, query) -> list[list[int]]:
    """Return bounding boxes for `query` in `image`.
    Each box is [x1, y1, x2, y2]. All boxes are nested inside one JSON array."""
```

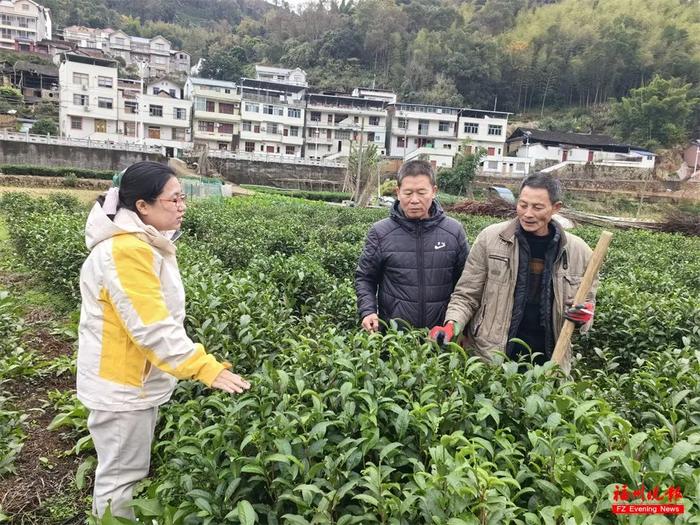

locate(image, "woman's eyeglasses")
[[159, 193, 187, 207]]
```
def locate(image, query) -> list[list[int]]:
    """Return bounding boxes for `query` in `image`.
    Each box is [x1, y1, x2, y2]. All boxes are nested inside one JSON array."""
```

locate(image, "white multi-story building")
[[62, 26, 190, 77], [457, 108, 510, 174], [59, 53, 191, 156], [239, 78, 306, 158], [59, 53, 120, 141], [0, 0, 51, 51], [457, 109, 509, 157], [185, 77, 241, 151], [386, 103, 460, 168], [305, 92, 387, 161], [254, 65, 307, 87], [118, 77, 191, 157]]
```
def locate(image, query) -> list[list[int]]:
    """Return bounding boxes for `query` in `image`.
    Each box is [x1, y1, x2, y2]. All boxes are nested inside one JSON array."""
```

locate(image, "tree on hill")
[[612, 76, 700, 149]]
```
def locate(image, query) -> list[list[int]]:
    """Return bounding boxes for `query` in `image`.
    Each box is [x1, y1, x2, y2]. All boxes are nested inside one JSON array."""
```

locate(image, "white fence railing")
[[0, 130, 347, 168], [0, 130, 163, 154], [202, 149, 346, 168]]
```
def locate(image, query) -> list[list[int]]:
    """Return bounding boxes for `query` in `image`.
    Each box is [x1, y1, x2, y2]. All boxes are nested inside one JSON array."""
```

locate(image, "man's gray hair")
[[397, 160, 436, 186], [520, 172, 564, 204]]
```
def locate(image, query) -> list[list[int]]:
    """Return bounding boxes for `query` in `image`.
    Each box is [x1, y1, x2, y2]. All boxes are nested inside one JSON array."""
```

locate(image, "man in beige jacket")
[[430, 173, 597, 373]]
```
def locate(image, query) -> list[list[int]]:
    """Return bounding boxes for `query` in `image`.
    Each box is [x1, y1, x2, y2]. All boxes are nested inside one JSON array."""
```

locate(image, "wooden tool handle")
[[551, 230, 613, 369]]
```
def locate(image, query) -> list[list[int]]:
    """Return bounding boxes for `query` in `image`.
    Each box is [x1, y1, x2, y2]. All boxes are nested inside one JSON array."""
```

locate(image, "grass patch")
[[0, 187, 101, 205]]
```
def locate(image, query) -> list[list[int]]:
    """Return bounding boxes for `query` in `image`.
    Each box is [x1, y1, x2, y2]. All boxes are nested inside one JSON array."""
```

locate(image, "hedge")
[[241, 184, 352, 203], [0, 164, 115, 180]]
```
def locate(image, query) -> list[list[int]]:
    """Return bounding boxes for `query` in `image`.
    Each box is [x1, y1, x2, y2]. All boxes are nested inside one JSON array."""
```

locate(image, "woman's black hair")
[[119, 161, 175, 212]]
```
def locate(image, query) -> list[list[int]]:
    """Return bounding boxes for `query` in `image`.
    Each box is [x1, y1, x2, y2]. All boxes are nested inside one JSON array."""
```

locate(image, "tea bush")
[[0, 291, 29, 475], [1, 193, 699, 524]]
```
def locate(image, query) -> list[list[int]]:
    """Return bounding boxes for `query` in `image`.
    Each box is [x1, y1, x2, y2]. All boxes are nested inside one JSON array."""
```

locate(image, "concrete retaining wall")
[[0, 140, 164, 171]]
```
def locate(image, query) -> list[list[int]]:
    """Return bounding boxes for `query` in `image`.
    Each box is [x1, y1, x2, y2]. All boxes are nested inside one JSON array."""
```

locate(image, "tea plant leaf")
[[574, 400, 599, 421], [237, 500, 257, 525]]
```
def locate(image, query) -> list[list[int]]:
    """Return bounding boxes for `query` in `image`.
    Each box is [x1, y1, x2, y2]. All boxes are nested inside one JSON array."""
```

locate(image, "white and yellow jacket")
[[77, 201, 227, 411]]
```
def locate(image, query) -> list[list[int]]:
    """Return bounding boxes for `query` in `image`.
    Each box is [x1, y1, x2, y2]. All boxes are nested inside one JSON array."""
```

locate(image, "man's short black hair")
[[397, 160, 436, 186], [520, 172, 563, 204]]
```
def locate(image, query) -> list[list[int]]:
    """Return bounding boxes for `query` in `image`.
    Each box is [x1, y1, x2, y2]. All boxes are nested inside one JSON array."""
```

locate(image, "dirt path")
[[0, 226, 89, 524]]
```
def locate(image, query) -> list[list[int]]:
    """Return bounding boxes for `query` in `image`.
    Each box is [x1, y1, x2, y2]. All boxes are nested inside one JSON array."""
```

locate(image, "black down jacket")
[[354, 200, 469, 329]]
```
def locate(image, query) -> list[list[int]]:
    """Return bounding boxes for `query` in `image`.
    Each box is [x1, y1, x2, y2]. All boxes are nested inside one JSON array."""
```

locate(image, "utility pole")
[[354, 117, 365, 202]]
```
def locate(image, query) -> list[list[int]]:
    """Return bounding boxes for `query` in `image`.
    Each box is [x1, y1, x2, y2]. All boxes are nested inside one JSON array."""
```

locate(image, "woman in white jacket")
[[77, 161, 250, 519]]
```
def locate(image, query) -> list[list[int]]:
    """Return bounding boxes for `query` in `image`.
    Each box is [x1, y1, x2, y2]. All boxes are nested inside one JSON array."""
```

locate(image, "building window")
[[73, 73, 88, 86], [206, 100, 215, 112], [73, 94, 88, 106], [219, 103, 235, 114], [124, 101, 137, 114], [148, 126, 160, 139], [369, 116, 380, 126], [443, 144, 452, 149], [288, 107, 301, 119], [262, 104, 274, 115], [219, 123, 234, 134], [94, 119, 107, 133], [242, 121, 251, 131], [307, 143, 316, 150], [70, 116, 82, 130], [367, 132, 375, 142], [156, 43, 164, 50], [22, 3, 29, 9], [98, 76, 113, 88], [115, 37, 125, 45], [149, 105, 163, 117], [173, 108, 187, 120], [219, 143, 228, 150], [97, 97, 113, 109], [397, 118, 407, 129], [198, 121, 215, 132], [487, 147, 496, 155], [169, 89, 176, 97], [464, 122, 479, 134], [285, 145, 295, 155], [310, 111, 321, 122], [194, 97, 206, 111], [245, 103, 259, 113], [245, 141, 255, 152], [173, 128, 186, 141], [397, 136, 406, 148], [439, 121, 451, 132], [335, 130, 350, 140], [487, 124, 502, 136], [289, 126, 299, 137], [123, 122, 135, 136], [152, 87, 160, 95]]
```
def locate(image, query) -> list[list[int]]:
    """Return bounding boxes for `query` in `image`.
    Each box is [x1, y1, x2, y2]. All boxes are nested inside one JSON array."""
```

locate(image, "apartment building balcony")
[[193, 129, 234, 142], [240, 129, 303, 145], [306, 135, 334, 145], [192, 88, 240, 102], [193, 109, 240, 123], [243, 92, 305, 108]]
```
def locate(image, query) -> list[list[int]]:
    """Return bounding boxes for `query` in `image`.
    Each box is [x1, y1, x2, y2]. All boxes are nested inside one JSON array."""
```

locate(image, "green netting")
[[112, 173, 223, 199]]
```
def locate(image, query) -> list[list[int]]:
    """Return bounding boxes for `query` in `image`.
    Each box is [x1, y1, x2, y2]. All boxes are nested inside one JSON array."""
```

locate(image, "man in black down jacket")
[[355, 160, 469, 331]]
